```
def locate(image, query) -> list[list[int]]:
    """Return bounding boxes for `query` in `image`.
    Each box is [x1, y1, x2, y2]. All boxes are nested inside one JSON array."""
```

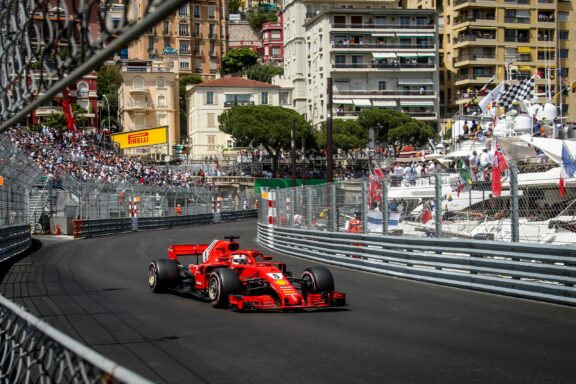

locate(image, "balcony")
[[453, 33, 496, 45], [504, 36, 530, 43], [35, 106, 63, 116], [224, 101, 255, 107], [129, 87, 150, 95], [335, 90, 436, 97], [453, 0, 496, 8], [123, 66, 172, 73], [332, 23, 435, 30], [180, 49, 191, 55], [453, 15, 496, 26], [123, 101, 153, 111], [453, 53, 496, 65], [332, 42, 435, 50], [455, 72, 496, 85], [504, 17, 530, 24], [332, 62, 435, 70]]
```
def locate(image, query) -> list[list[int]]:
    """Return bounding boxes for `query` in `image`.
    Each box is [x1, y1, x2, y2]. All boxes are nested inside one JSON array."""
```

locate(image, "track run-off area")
[[1, 219, 576, 384]]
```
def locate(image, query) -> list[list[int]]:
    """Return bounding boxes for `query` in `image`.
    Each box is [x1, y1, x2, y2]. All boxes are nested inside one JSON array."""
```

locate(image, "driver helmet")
[[232, 254, 248, 264]]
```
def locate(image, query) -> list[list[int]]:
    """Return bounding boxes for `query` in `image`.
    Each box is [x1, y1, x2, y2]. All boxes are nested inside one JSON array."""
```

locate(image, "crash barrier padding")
[[0, 225, 32, 263], [257, 223, 576, 306], [0, 294, 153, 383], [73, 210, 258, 239]]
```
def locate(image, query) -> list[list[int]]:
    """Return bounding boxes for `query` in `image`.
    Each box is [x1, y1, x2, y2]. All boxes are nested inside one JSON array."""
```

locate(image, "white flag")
[[478, 81, 505, 114]]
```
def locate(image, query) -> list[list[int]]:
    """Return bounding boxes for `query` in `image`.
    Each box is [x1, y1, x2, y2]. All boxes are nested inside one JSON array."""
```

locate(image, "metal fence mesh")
[[262, 164, 576, 245], [0, 135, 43, 227]]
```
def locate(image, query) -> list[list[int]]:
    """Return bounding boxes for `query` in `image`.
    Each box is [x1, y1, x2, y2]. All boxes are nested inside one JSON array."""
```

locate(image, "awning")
[[396, 52, 419, 58], [519, 65, 532, 71], [372, 100, 397, 107], [401, 100, 434, 106], [334, 99, 353, 105], [372, 52, 397, 59], [472, 26, 497, 30], [372, 33, 395, 37], [517, 47, 531, 54], [505, 25, 530, 29], [352, 99, 372, 106], [398, 79, 434, 85], [418, 52, 435, 57]]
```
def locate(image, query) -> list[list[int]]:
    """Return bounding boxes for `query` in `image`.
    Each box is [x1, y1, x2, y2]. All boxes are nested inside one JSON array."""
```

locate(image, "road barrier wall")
[[0, 225, 32, 263], [257, 223, 576, 306], [73, 210, 258, 239]]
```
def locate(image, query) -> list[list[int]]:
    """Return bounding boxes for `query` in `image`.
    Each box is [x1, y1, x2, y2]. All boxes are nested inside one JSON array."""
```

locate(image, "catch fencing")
[[260, 163, 576, 245], [0, 294, 153, 384], [257, 224, 576, 306]]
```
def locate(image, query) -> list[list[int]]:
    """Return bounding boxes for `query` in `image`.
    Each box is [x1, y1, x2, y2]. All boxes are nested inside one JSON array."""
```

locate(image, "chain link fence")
[[0, 136, 43, 228], [260, 164, 576, 245]]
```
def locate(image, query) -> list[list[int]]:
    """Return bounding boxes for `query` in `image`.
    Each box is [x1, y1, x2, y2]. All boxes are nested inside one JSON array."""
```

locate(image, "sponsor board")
[[111, 126, 168, 149]]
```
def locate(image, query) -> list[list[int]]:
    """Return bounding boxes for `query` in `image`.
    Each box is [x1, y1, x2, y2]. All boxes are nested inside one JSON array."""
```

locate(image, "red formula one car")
[[148, 236, 346, 311]]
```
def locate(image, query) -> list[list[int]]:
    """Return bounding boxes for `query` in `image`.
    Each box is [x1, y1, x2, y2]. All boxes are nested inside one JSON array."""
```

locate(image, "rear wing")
[[168, 244, 209, 261]]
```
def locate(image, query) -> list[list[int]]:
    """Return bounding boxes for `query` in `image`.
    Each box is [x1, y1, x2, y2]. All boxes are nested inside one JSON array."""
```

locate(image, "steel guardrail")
[[257, 224, 576, 306], [0, 294, 153, 384], [73, 210, 258, 239], [0, 225, 32, 263]]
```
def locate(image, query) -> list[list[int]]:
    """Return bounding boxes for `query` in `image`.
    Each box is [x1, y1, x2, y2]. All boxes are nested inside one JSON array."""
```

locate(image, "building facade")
[[127, 0, 227, 80], [261, 15, 284, 64], [118, 59, 179, 158], [186, 77, 291, 160], [441, 0, 574, 124], [282, 1, 439, 128]]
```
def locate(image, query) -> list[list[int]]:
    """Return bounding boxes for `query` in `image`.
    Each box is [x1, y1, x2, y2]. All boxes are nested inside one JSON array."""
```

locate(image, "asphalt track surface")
[[2, 220, 576, 384]]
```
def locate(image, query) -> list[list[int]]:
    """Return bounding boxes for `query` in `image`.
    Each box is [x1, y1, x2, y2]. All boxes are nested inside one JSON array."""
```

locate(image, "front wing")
[[228, 291, 346, 311]]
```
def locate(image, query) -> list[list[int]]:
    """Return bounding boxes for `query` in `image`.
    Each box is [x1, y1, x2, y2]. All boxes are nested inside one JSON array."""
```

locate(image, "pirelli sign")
[[111, 126, 168, 149]]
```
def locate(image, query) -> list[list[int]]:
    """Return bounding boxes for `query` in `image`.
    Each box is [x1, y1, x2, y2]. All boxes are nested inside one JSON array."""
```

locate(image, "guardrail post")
[[289, 188, 295, 228], [510, 162, 519, 242], [306, 186, 313, 229], [382, 178, 388, 236], [362, 180, 368, 234], [330, 184, 337, 232], [435, 173, 442, 238]]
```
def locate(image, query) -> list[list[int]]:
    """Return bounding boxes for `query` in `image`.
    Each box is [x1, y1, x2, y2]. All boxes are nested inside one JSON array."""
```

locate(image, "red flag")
[[62, 88, 77, 132], [491, 153, 502, 197], [559, 176, 567, 197], [421, 208, 433, 224]]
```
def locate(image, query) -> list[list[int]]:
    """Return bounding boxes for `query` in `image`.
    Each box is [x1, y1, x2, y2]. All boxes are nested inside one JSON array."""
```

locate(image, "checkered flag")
[[496, 76, 535, 110]]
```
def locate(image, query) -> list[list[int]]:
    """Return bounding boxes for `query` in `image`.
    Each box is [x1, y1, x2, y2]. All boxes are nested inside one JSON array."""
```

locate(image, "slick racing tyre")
[[149, 259, 179, 293], [301, 266, 335, 297], [208, 269, 243, 308]]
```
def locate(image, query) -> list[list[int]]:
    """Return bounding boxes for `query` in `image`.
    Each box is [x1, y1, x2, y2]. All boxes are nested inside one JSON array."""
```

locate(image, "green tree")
[[43, 113, 67, 131], [178, 74, 203, 137], [218, 105, 313, 176], [227, 0, 244, 13], [72, 103, 89, 129], [357, 109, 412, 145], [315, 119, 368, 161], [221, 48, 259, 75], [387, 120, 437, 148], [246, 8, 277, 35], [246, 64, 284, 83], [96, 64, 120, 130]]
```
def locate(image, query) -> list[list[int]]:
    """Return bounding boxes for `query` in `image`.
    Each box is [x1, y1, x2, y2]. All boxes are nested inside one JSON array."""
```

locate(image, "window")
[[207, 135, 215, 150], [558, 12, 568, 22], [335, 55, 346, 64], [194, 23, 200, 37], [164, 37, 170, 48], [77, 99, 89, 112], [209, 24, 216, 37], [559, 30, 569, 40], [163, 21, 169, 35], [179, 23, 189, 36], [77, 82, 89, 97], [559, 49, 568, 59], [134, 114, 145, 129], [206, 92, 214, 105], [334, 16, 346, 26], [280, 91, 290, 105], [179, 61, 190, 70], [193, 5, 200, 17], [157, 112, 167, 126], [271, 31, 281, 40], [179, 5, 188, 16], [210, 41, 216, 55], [180, 40, 190, 54], [378, 81, 386, 91], [157, 95, 166, 107], [261, 92, 268, 105], [272, 47, 281, 57], [208, 6, 215, 19], [148, 37, 155, 52], [156, 77, 166, 88], [227, 140, 233, 149], [132, 77, 145, 89], [374, 16, 386, 25], [399, 17, 410, 26], [207, 114, 215, 128]]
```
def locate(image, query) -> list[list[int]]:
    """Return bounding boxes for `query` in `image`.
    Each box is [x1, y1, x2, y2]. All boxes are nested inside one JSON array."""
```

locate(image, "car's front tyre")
[[301, 266, 335, 297]]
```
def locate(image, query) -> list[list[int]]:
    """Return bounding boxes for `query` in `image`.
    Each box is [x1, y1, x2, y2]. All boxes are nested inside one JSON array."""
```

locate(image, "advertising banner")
[[111, 126, 168, 149]]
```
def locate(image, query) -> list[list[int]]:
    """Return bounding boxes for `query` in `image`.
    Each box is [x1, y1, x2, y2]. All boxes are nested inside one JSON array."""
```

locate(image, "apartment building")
[[281, 1, 439, 129], [186, 77, 291, 160], [118, 59, 179, 157], [261, 15, 284, 64], [127, 0, 227, 79], [441, 0, 574, 123]]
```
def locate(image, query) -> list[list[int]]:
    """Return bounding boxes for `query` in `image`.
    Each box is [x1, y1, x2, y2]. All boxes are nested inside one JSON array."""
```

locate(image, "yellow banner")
[[111, 126, 168, 149]]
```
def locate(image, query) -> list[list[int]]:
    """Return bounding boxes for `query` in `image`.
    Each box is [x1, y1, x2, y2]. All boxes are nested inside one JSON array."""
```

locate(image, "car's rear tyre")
[[301, 266, 335, 296], [149, 259, 179, 293], [208, 269, 243, 308]]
